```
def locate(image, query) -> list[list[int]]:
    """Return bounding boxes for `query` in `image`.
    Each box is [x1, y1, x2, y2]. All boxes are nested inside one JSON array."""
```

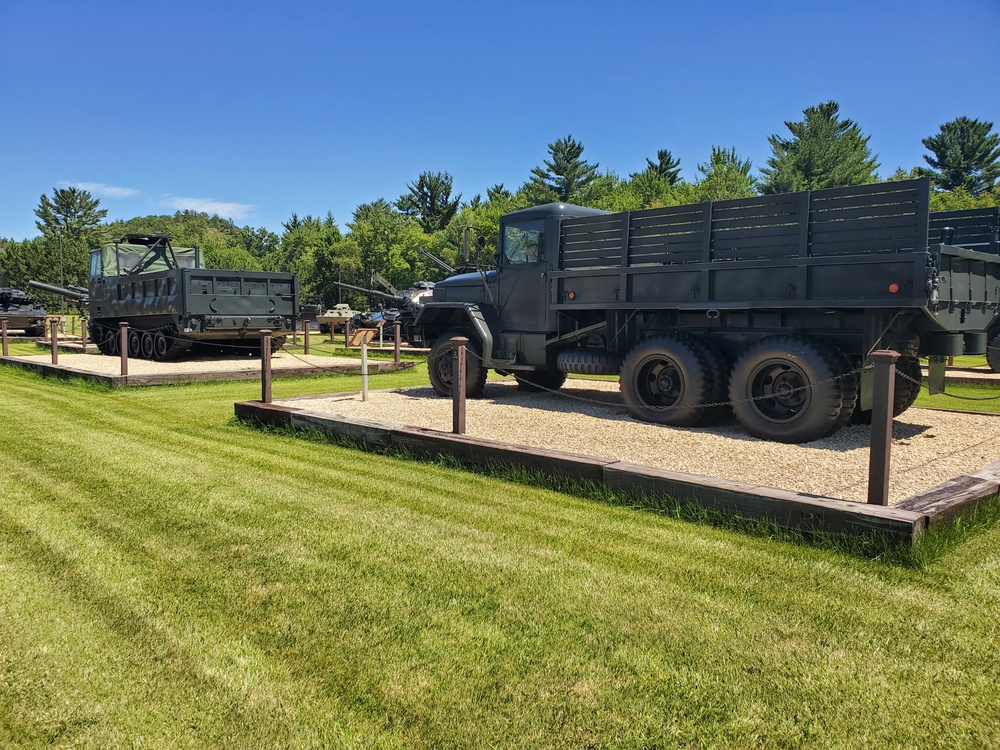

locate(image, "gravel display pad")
[[6, 350, 370, 375], [286, 378, 1000, 504]]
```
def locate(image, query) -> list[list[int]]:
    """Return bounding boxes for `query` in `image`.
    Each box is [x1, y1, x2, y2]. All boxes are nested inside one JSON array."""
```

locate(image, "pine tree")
[[525, 135, 599, 203], [34, 186, 108, 241], [921, 117, 1000, 195], [760, 101, 880, 194], [394, 171, 462, 233], [631, 149, 682, 185]]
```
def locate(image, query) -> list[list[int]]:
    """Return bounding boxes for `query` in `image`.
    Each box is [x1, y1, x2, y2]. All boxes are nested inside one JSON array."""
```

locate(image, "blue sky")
[[2, 0, 998, 241]]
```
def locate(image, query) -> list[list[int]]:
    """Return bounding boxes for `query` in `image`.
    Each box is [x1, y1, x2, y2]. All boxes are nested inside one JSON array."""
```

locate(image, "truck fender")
[[413, 302, 498, 361]]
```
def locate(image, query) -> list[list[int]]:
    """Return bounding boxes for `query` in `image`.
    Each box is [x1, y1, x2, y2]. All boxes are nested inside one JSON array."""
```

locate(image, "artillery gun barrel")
[[330, 280, 405, 304], [416, 246, 455, 274], [28, 280, 89, 301]]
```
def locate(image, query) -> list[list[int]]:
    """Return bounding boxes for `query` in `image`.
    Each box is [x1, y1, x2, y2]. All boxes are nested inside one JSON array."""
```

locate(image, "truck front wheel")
[[619, 336, 712, 426], [729, 335, 847, 443], [428, 332, 487, 398]]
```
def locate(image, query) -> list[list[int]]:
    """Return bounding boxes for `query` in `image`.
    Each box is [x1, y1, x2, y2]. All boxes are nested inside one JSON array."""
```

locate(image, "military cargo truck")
[[409, 178, 1000, 443], [31, 233, 298, 359], [928, 205, 1000, 371]]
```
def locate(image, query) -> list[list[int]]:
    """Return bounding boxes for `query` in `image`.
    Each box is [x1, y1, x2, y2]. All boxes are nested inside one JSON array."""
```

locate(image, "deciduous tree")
[[696, 147, 758, 201]]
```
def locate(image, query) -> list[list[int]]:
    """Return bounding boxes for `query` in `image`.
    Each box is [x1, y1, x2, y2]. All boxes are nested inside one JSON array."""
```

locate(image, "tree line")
[[3, 101, 999, 312]]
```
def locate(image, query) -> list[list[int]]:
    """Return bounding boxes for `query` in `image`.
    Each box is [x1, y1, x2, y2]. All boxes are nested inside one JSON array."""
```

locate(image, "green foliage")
[[695, 146, 758, 201], [928, 186, 1000, 212], [524, 134, 600, 204], [921, 117, 1000, 195], [34, 186, 107, 242], [394, 171, 462, 233], [631, 148, 682, 185], [761, 101, 880, 194]]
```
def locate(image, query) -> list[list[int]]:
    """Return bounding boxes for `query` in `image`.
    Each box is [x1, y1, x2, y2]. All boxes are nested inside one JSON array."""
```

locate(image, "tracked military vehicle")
[[0, 280, 46, 336], [30, 233, 298, 360]]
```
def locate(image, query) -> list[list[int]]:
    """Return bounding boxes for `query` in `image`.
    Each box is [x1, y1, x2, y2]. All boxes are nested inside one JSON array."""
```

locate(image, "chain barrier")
[[442, 346, 875, 415]]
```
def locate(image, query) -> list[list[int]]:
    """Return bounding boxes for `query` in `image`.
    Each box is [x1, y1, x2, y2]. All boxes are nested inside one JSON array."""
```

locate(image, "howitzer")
[[415, 246, 456, 275], [330, 280, 408, 306], [28, 280, 90, 312]]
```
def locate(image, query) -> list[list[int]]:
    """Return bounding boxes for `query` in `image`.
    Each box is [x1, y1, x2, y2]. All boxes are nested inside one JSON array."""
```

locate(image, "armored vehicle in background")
[[331, 277, 435, 335], [30, 233, 298, 360], [0, 282, 46, 336], [409, 178, 1000, 443], [316, 303, 359, 333]]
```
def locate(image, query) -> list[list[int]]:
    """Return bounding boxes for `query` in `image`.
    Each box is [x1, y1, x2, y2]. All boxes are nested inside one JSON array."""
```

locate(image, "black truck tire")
[[619, 336, 713, 427], [428, 332, 487, 398], [516, 369, 568, 392], [684, 335, 731, 425], [851, 355, 922, 424], [987, 333, 1000, 373], [728, 335, 846, 444]]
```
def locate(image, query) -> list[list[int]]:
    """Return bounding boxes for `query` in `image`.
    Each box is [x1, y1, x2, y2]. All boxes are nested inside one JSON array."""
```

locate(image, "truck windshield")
[[503, 222, 544, 264]]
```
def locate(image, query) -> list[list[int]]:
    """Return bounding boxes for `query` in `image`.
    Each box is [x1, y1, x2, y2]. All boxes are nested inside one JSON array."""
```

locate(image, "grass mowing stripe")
[[2, 365, 1000, 746]]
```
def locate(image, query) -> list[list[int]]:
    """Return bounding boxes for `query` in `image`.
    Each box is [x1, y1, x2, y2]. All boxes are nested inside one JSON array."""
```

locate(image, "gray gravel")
[[286, 378, 1000, 504]]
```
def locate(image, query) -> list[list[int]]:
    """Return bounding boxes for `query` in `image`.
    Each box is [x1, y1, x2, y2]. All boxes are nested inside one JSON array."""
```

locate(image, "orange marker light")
[[567, 291, 576, 300], [888, 283, 900, 294]]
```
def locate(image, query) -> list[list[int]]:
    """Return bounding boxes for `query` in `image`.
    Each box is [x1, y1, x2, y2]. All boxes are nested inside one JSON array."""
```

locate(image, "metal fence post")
[[361, 336, 369, 401], [50, 318, 59, 365], [80, 317, 88, 352], [1, 319, 7, 357], [867, 350, 899, 505], [452, 336, 467, 434], [393, 320, 401, 364], [119, 322, 129, 377], [303, 320, 310, 355], [260, 330, 272, 404]]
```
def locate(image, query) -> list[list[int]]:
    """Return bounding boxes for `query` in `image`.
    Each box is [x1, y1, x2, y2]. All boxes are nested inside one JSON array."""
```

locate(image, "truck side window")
[[503, 224, 544, 265], [89, 251, 102, 278]]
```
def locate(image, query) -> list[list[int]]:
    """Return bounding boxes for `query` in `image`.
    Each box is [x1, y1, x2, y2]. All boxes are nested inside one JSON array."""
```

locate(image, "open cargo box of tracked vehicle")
[[30, 234, 298, 360], [408, 178, 1000, 443]]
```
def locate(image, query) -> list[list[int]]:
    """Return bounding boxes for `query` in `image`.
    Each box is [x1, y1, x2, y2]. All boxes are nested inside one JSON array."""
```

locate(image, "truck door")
[[497, 219, 549, 332]]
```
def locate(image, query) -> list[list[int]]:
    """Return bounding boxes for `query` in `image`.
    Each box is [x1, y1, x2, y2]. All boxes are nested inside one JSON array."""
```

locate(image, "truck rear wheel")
[[851, 355, 922, 424], [987, 333, 1000, 373], [428, 332, 487, 399], [729, 335, 847, 443], [619, 336, 712, 427]]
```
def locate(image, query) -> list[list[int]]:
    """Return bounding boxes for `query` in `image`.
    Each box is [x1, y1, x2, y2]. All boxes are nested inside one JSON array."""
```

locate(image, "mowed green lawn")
[[1, 355, 999, 748]]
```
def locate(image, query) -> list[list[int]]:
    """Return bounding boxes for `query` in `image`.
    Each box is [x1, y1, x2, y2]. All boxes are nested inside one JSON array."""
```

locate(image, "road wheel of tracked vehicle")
[[428, 332, 487, 398], [728, 335, 847, 443], [619, 336, 712, 427], [152, 331, 169, 360], [128, 330, 142, 358], [515, 369, 568, 392], [270, 336, 285, 354], [25, 326, 45, 338], [140, 331, 154, 359], [106, 329, 120, 356]]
